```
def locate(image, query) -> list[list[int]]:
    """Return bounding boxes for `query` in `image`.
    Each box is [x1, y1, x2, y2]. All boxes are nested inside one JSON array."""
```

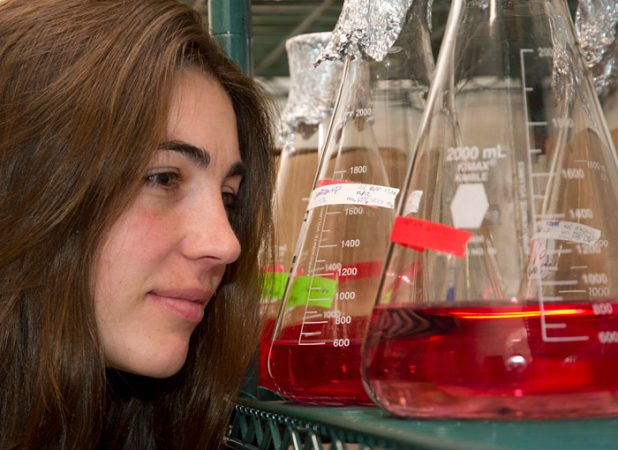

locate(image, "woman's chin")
[[108, 343, 190, 379]]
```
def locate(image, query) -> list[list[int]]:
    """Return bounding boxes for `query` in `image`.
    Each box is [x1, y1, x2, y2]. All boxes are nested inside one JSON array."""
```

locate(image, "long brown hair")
[[0, 1, 274, 448]]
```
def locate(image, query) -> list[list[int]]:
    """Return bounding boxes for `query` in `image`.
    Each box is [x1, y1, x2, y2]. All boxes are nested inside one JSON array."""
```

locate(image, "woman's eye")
[[222, 191, 239, 215], [145, 170, 181, 190]]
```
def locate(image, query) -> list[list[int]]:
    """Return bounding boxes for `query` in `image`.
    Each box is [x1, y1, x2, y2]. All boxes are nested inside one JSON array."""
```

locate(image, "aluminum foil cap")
[[576, 0, 618, 97], [278, 32, 344, 152], [316, 0, 414, 63], [549, 5, 577, 104]]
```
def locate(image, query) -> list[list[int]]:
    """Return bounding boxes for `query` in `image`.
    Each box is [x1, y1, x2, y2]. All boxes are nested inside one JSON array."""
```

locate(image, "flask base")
[[367, 381, 618, 419]]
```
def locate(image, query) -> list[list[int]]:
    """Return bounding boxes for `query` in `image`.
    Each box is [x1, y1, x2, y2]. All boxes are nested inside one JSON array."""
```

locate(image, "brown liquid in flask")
[[601, 91, 618, 157]]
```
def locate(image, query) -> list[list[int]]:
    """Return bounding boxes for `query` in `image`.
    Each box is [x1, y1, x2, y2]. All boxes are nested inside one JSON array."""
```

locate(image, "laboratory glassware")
[[268, 0, 434, 405], [362, 0, 618, 419], [259, 32, 343, 391]]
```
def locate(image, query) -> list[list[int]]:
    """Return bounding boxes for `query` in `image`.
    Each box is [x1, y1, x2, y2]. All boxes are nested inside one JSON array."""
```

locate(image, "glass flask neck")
[[388, 0, 434, 86], [461, 0, 569, 7], [457, 0, 572, 16], [434, 0, 578, 83]]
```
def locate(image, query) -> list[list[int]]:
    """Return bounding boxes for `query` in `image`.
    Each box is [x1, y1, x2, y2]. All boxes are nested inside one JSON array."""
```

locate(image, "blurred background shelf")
[[181, 0, 579, 79]]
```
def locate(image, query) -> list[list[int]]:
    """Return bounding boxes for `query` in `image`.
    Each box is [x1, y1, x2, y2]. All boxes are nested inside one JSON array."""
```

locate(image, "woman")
[[0, 0, 275, 448]]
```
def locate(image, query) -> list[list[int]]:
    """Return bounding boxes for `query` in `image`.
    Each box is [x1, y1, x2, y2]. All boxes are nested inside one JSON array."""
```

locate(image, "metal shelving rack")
[[225, 396, 618, 450]]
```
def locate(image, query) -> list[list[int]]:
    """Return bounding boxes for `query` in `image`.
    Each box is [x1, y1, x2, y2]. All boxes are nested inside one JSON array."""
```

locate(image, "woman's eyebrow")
[[226, 161, 246, 180], [158, 140, 211, 167]]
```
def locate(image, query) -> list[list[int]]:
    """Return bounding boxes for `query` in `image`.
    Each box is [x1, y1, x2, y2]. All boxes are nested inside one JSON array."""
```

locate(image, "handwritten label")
[[390, 216, 473, 258], [308, 183, 400, 210], [535, 220, 600, 245]]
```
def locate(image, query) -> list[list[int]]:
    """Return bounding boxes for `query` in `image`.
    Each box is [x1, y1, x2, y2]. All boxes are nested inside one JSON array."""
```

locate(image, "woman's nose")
[[180, 197, 241, 265]]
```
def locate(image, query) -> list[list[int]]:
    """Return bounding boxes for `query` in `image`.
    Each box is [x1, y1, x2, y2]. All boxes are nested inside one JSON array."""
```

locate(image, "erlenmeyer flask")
[[362, 0, 618, 419], [259, 32, 343, 391], [267, 0, 434, 405]]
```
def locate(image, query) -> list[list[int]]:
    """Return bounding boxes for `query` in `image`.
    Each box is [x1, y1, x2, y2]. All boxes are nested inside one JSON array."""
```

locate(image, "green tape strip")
[[286, 275, 338, 309], [261, 272, 288, 300]]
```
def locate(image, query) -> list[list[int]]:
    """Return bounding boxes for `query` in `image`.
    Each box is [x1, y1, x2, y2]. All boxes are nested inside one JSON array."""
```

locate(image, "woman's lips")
[[149, 289, 211, 323]]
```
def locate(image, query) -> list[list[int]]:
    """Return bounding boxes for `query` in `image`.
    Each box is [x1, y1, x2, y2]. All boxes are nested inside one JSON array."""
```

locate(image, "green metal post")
[[208, 0, 252, 75], [208, 0, 257, 396]]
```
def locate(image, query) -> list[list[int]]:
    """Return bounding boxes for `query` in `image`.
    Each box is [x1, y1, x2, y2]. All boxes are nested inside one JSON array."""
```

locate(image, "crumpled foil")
[[315, 0, 414, 63], [575, 0, 618, 97], [550, 8, 576, 104], [278, 32, 344, 152]]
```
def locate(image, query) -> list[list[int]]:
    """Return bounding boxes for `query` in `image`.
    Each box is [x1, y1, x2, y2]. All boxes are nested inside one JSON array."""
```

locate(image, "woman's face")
[[94, 69, 243, 378]]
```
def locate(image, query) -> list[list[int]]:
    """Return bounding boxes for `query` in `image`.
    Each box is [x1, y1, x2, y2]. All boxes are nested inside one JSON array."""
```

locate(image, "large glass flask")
[[362, 0, 618, 418], [267, 0, 434, 405], [259, 32, 343, 391]]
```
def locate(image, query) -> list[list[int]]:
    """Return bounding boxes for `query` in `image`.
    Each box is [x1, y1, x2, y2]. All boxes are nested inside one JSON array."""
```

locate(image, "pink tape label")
[[390, 216, 473, 258]]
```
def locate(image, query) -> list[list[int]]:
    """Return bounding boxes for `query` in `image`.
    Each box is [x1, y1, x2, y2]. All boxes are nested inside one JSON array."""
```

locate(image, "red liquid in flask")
[[268, 320, 373, 405], [363, 301, 618, 418], [258, 317, 277, 391]]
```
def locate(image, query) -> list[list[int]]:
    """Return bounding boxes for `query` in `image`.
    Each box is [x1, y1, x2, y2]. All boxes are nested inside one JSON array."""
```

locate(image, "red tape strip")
[[315, 178, 354, 187], [390, 216, 473, 258]]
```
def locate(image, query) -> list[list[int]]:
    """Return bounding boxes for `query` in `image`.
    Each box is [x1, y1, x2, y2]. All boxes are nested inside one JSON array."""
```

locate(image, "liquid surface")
[[363, 302, 618, 418]]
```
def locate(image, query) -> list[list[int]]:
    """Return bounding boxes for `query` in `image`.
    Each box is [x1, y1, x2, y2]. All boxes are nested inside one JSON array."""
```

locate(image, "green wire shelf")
[[226, 396, 618, 450]]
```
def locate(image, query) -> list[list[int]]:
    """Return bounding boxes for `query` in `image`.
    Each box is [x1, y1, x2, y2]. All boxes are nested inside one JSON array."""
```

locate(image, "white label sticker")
[[534, 220, 601, 245], [308, 183, 400, 210], [403, 190, 423, 215]]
